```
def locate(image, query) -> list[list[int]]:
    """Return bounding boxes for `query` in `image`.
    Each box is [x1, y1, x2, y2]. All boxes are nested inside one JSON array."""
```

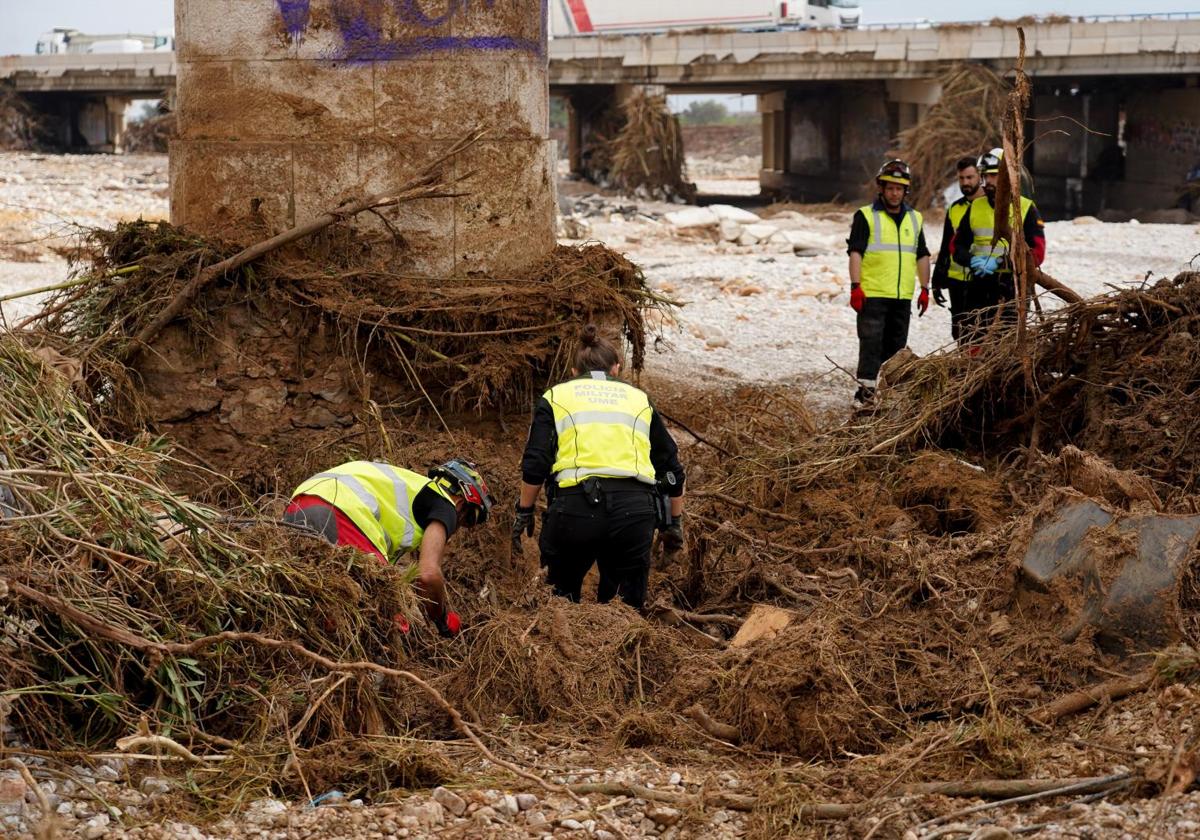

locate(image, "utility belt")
[[554, 477, 655, 499], [552, 475, 675, 529]]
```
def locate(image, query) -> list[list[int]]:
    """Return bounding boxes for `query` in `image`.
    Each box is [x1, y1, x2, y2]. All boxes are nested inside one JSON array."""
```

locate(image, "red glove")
[[849, 284, 865, 312], [437, 611, 461, 638], [917, 287, 930, 316]]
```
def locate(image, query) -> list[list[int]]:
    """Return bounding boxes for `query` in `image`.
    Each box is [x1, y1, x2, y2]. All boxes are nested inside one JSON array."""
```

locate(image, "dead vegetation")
[[891, 64, 1009, 207], [605, 89, 696, 202], [0, 83, 48, 151], [3, 31, 1200, 839]]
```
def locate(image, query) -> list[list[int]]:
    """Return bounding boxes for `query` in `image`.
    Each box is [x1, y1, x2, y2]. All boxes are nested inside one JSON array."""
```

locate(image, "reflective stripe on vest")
[[968, 196, 1034, 273], [544, 375, 656, 489], [947, 199, 971, 281], [292, 462, 452, 559], [858, 204, 924, 300]]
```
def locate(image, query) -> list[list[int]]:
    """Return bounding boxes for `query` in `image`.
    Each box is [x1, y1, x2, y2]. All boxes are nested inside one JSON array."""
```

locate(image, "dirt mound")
[[22, 221, 660, 493]]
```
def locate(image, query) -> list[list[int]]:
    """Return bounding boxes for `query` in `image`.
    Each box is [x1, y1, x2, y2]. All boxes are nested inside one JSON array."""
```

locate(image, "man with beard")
[[952, 148, 1046, 341], [931, 156, 984, 344]]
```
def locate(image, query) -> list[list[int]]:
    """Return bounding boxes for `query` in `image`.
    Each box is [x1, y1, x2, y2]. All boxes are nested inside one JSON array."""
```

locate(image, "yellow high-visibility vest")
[[858, 204, 924, 299], [292, 461, 454, 559], [947, 197, 972, 281], [544, 373, 656, 489], [968, 195, 1034, 275]]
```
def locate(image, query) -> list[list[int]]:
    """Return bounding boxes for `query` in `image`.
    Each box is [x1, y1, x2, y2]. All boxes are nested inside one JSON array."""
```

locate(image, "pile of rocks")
[[663, 205, 840, 255]]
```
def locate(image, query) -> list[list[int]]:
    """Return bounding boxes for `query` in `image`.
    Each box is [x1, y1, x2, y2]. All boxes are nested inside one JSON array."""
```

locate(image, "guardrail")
[[859, 11, 1200, 29]]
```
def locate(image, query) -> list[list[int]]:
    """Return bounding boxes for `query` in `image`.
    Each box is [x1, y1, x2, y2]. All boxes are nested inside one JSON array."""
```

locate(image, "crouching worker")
[[512, 324, 686, 611], [284, 459, 493, 636]]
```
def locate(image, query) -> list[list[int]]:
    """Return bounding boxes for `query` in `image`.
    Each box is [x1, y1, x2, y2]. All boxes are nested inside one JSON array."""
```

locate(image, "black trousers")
[[945, 278, 969, 344], [856, 297, 912, 383], [539, 483, 658, 610], [960, 274, 1017, 342]]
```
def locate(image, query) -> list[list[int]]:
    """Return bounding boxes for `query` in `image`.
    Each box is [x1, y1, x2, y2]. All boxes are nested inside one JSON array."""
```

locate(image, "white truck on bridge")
[[35, 29, 174, 55], [550, 0, 861, 36]]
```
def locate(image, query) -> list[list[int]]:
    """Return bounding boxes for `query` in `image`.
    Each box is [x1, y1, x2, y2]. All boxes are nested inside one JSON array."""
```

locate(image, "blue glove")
[[970, 255, 1001, 276]]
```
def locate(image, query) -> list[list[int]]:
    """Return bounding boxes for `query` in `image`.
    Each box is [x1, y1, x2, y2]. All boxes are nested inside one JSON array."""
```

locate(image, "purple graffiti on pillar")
[[275, 0, 546, 60], [276, 0, 312, 38]]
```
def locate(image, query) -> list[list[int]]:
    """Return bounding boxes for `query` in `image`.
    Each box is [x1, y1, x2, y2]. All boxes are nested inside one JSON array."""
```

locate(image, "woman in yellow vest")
[[284, 459, 493, 636], [512, 325, 686, 611], [846, 159, 932, 405], [931, 156, 984, 344]]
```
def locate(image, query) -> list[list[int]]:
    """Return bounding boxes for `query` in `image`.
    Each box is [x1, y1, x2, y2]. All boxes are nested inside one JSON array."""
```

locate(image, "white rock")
[[704, 326, 730, 349], [709, 204, 761, 224], [647, 806, 682, 826], [515, 793, 537, 811], [431, 787, 466, 817], [783, 230, 838, 252], [664, 207, 718, 230], [743, 223, 781, 243], [473, 806, 497, 824], [527, 810, 548, 826], [410, 801, 445, 827], [1073, 215, 1102, 225], [718, 219, 742, 242], [140, 776, 171, 796], [499, 794, 520, 817], [595, 831, 617, 840], [668, 772, 682, 786], [83, 813, 110, 839], [560, 818, 585, 830]]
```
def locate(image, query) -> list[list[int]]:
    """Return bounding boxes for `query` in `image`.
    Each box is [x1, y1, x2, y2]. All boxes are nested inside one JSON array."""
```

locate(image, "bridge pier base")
[[758, 82, 895, 201], [21, 92, 132, 152]]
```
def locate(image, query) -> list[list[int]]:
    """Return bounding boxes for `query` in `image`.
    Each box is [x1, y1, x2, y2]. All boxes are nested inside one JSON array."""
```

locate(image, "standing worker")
[[952, 148, 1046, 339], [512, 324, 686, 611], [846, 159, 932, 405], [284, 459, 494, 636], [931, 156, 984, 344]]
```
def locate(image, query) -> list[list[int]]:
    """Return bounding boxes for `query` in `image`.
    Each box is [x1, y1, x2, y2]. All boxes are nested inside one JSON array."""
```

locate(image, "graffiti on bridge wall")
[[274, 0, 547, 60]]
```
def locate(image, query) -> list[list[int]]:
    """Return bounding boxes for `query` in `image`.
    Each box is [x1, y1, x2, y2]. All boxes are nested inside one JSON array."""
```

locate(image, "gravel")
[[574, 202, 1200, 410]]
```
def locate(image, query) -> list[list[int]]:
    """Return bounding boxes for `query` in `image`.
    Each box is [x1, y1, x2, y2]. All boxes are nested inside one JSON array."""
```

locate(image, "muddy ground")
[[3, 139, 1200, 840]]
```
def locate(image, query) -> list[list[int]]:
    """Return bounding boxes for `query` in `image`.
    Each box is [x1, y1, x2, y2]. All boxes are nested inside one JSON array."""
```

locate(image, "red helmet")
[[429, 459, 493, 527]]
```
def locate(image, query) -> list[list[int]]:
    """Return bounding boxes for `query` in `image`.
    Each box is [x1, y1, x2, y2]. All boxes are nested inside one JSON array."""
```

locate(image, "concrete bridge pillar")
[[172, 0, 554, 277], [759, 80, 937, 202]]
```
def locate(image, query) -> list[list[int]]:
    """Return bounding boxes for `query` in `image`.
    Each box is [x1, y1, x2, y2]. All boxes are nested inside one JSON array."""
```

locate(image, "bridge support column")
[[758, 91, 788, 182], [172, 0, 554, 276], [760, 81, 934, 202]]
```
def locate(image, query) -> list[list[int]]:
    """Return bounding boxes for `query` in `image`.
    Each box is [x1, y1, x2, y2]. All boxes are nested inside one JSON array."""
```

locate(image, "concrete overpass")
[[0, 52, 174, 151], [548, 16, 1200, 216], [3, 16, 1200, 214]]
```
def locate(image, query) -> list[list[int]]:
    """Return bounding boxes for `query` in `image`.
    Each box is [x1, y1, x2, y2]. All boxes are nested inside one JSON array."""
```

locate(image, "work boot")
[[853, 385, 876, 407]]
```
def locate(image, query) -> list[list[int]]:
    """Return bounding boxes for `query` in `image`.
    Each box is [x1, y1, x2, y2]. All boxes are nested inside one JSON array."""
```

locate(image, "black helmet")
[[429, 459, 494, 527], [876, 158, 912, 187]]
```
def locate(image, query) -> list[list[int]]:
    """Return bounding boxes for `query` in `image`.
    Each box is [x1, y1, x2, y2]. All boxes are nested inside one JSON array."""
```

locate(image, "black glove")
[[512, 504, 535, 553], [932, 287, 947, 308], [661, 515, 684, 554]]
